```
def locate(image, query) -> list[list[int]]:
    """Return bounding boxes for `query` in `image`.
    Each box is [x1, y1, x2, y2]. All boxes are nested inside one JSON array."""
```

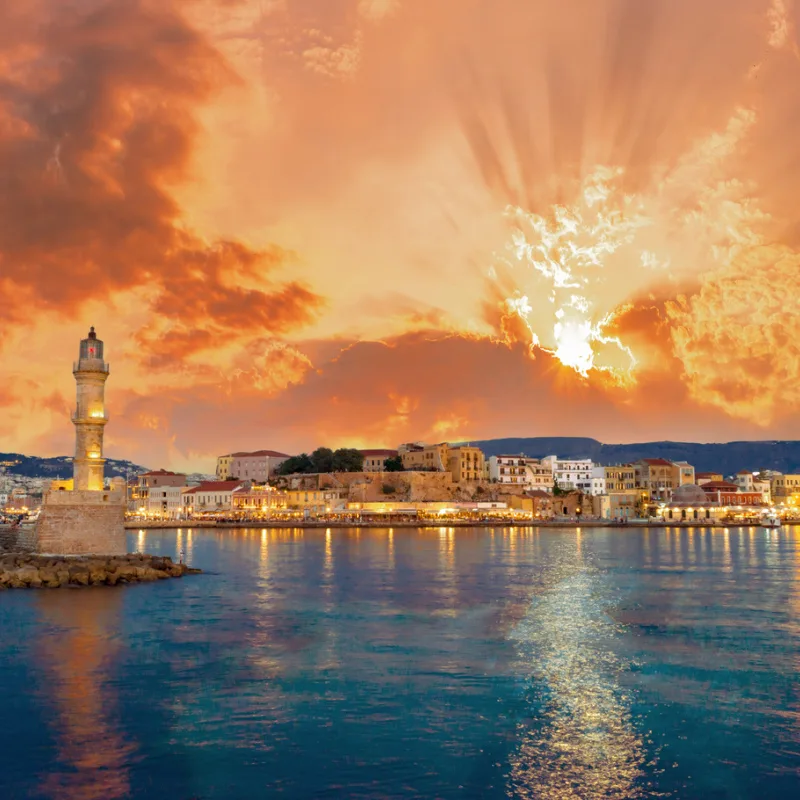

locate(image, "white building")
[[182, 481, 244, 514], [488, 455, 554, 492], [541, 456, 595, 492], [228, 451, 289, 482], [360, 449, 399, 472], [144, 485, 184, 518], [589, 466, 607, 496], [735, 471, 771, 503]]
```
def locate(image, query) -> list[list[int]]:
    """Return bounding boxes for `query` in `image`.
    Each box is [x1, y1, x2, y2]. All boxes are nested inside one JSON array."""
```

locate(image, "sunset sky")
[[2, 0, 800, 471]]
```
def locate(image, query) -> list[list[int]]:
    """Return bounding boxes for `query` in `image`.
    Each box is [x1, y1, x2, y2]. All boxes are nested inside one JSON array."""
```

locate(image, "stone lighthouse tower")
[[33, 327, 127, 556], [73, 327, 109, 491]]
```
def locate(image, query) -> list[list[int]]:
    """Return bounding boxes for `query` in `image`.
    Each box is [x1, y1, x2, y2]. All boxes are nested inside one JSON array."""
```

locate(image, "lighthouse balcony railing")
[[71, 412, 110, 423], [73, 360, 110, 374]]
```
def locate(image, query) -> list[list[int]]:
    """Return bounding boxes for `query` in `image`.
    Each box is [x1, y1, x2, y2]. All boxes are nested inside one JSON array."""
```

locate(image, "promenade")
[[123, 518, 788, 530]]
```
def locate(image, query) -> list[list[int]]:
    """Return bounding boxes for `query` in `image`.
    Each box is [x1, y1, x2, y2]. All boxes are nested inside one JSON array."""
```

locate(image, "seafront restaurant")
[[345, 501, 528, 523], [656, 482, 769, 523]]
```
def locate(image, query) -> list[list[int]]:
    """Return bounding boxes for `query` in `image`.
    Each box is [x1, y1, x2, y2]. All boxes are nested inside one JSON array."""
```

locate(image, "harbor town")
[[5, 444, 799, 530]]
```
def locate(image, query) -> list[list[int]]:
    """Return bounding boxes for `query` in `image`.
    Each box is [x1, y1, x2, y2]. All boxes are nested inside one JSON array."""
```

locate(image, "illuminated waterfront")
[[1, 526, 799, 798]]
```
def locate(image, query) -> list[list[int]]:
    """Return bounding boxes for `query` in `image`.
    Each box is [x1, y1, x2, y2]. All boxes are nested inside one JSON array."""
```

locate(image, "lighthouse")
[[72, 327, 109, 492], [33, 327, 127, 556]]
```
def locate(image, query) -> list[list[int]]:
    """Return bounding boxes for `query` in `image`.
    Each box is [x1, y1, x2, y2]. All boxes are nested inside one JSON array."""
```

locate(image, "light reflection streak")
[[136, 529, 145, 554], [508, 541, 648, 799], [36, 590, 134, 799]]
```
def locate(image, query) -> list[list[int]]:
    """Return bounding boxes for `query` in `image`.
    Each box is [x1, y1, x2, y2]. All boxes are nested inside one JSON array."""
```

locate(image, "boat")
[[761, 511, 783, 529]]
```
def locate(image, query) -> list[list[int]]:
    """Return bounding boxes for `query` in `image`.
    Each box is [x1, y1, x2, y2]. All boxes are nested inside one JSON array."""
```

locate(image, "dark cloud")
[[0, 0, 322, 356]]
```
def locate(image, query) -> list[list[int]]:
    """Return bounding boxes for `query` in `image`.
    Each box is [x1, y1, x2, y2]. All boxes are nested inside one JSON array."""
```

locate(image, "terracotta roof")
[[183, 481, 243, 494], [230, 450, 289, 458], [525, 490, 553, 499], [359, 449, 398, 457], [701, 481, 740, 491], [640, 458, 674, 466], [736, 470, 752, 475]]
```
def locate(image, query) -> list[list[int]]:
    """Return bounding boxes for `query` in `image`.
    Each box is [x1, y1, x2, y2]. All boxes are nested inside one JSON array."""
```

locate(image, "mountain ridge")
[[0, 453, 148, 480], [460, 438, 800, 476]]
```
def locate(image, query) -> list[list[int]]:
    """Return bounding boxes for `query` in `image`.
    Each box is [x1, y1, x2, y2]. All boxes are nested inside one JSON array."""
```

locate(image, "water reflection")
[[36, 590, 134, 800], [509, 540, 647, 799]]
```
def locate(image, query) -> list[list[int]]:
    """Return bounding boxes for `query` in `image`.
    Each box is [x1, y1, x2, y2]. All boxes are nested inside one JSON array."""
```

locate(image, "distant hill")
[[0, 453, 148, 480], [462, 438, 800, 476]]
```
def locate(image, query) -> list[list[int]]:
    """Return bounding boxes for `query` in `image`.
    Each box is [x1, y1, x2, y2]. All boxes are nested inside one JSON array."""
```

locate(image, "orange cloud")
[[4, 0, 800, 466], [0, 0, 322, 352]]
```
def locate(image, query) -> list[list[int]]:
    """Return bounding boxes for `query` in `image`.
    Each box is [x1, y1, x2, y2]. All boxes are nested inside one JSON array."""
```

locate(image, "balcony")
[[71, 411, 109, 424], [73, 361, 110, 374]]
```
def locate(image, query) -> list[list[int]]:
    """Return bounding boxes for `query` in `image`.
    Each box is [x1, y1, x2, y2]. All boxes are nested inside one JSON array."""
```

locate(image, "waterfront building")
[[228, 450, 290, 482], [658, 482, 766, 522], [488, 455, 554, 491], [603, 465, 636, 492], [608, 492, 639, 519], [700, 480, 764, 507], [769, 473, 800, 507], [633, 458, 695, 501], [733, 471, 772, 503], [231, 485, 288, 513], [34, 327, 126, 555], [129, 469, 187, 513], [142, 486, 184, 518], [285, 487, 348, 514], [541, 456, 594, 492], [508, 490, 555, 518], [182, 481, 244, 514], [359, 449, 399, 472]]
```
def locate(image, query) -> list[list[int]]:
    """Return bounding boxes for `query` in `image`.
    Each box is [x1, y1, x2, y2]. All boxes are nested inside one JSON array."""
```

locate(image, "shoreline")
[[124, 519, 792, 530]]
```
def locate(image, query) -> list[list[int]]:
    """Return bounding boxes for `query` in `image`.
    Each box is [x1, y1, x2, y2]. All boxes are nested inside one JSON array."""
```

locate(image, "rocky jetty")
[[0, 553, 201, 589]]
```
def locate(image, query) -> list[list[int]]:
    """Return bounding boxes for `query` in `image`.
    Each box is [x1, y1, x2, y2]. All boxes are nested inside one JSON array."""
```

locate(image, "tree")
[[383, 455, 404, 472], [311, 447, 335, 473], [552, 477, 567, 496], [331, 448, 364, 472], [277, 453, 314, 475]]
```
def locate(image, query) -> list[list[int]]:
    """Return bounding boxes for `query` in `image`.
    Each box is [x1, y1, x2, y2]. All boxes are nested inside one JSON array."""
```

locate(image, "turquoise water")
[[1, 526, 799, 799]]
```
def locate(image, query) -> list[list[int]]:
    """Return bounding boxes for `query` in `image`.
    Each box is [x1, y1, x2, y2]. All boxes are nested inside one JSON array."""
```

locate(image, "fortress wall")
[[35, 490, 126, 555]]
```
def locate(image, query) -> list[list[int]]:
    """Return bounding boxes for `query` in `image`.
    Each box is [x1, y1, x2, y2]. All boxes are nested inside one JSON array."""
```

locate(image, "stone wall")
[[34, 490, 126, 555]]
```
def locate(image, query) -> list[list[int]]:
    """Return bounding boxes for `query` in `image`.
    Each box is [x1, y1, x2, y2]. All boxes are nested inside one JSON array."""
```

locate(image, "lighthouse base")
[[35, 490, 127, 556]]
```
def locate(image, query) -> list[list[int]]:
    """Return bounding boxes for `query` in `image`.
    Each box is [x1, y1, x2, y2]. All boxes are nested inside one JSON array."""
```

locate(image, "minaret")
[[72, 327, 109, 492]]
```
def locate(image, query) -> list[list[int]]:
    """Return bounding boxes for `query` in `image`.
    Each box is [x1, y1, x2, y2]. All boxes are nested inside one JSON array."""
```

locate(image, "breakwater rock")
[[0, 553, 201, 589]]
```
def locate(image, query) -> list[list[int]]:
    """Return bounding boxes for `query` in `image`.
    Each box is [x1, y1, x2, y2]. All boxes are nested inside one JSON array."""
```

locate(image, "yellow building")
[[49, 479, 75, 492], [398, 442, 486, 483], [603, 466, 635, 492], [447, 446, 485, 483], [399, 442, 449, 471], [770, 474, 800, 506], [231, 485, 288, 513], [285, 488, 348, 513], [216, 454, 234, 480]]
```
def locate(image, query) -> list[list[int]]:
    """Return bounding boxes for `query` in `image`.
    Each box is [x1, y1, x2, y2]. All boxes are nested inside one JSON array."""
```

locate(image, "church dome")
[[671, 483, 710, 505]]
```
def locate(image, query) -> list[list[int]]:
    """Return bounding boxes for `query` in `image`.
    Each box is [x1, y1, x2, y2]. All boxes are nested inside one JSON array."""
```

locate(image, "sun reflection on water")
[[508, 542, 650, 799]]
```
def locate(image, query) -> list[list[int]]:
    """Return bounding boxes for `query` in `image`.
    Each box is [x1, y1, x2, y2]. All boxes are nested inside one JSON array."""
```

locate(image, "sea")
[[0, 526, 798, 799]]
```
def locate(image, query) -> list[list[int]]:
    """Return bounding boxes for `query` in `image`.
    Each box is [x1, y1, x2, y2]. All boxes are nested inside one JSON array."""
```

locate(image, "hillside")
[[463, 438, 800, 476], [0, 453, 148, 480]]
